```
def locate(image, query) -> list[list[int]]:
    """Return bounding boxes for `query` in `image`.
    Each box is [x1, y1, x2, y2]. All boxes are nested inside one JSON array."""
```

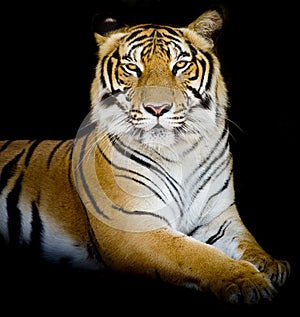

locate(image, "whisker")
[[215, 113, 244, 144]]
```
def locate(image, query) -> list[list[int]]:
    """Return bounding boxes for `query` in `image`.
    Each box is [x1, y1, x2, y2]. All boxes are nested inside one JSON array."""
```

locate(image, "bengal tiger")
[[0, 8, 290, 304]]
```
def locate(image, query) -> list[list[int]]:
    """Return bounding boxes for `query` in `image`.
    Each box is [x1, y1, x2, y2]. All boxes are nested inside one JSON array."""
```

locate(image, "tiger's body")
[[0, 9, 290, 304]]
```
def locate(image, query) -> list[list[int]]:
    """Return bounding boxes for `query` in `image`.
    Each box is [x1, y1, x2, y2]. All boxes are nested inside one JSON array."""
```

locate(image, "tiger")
[[0, 8, 291, 304]]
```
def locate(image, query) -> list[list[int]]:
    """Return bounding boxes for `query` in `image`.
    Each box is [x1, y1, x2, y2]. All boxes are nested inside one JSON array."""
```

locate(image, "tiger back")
[[0, 9, 290, 304]]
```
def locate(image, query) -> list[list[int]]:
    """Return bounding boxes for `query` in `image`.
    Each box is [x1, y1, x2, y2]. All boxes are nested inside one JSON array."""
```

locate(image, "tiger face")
[[90, 10, 228, 147]]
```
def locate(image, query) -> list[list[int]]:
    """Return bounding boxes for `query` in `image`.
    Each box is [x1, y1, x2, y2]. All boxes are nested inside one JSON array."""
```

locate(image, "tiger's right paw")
[[211, 260, 277, 304]]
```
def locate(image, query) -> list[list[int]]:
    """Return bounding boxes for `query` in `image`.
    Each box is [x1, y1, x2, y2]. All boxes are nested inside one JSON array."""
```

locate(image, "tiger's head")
[[90, 9, 228, 147]]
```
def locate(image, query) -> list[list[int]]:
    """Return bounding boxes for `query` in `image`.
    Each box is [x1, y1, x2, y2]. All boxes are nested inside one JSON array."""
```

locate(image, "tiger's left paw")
[[241, 250, 291, 288], [261, 258, 290, 288]]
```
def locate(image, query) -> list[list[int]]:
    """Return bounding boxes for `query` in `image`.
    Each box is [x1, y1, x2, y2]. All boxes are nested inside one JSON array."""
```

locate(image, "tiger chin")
[[0, 9, 290, 304]]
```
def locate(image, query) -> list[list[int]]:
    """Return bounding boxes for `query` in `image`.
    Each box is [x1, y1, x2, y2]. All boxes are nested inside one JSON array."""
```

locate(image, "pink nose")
[[143, 104, 171, 117]]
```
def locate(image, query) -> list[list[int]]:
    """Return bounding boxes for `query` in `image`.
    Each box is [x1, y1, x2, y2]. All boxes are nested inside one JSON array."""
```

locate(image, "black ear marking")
[[92, 14, 122, 36]]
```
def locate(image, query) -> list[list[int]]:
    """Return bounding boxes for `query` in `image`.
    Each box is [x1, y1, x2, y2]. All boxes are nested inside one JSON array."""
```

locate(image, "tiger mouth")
[[150, 126, 168, 135], [144, 125, 178, 140]]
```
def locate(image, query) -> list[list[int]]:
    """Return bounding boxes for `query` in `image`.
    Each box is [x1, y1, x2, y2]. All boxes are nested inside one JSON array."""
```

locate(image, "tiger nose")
[[143, 103, 171, 117]]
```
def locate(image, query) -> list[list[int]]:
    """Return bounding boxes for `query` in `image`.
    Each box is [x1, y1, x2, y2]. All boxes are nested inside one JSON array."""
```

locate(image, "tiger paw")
[[211, 260, 277, 304], [240, 249, 291, 288]]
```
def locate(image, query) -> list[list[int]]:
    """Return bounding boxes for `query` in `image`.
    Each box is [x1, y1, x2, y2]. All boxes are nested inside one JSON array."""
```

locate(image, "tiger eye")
[[127, 63, 137, 70], [175, 61, 187, 69]]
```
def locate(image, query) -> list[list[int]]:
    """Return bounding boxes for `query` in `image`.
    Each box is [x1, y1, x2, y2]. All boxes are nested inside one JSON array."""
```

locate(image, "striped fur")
[[0, 9, 290, 304]]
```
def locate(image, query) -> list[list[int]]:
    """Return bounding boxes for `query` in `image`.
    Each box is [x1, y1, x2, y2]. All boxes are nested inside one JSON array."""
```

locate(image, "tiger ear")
[[188, 9, 224, 47], [93, 17, 122, 45]]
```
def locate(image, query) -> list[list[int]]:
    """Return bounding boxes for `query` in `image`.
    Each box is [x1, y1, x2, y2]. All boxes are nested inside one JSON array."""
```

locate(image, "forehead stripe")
[[128, 38, 153, 52], [128, 41, 152, 56], [163, 34, 182, 43], [160, 26, 183, 37], [126, 29, 146, 42], [127, 34, 149, 46], [127, 25, 182, 42], [178, 51, 190, 58], [127, 37, 185, 58]]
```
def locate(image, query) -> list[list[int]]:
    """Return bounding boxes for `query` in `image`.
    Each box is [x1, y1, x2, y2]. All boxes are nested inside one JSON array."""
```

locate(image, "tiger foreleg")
[[191, 205, 291, 290], [88, 212, 277, 304]]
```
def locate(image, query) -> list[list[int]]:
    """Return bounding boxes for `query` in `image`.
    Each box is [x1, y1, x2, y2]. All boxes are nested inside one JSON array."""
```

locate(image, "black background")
[[0, 0, 298, 314]]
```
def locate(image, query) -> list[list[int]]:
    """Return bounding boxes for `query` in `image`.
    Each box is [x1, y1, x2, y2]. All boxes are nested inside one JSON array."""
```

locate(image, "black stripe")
[[187, 201, 235, 237], [162, 26, 183, 37], [130, 24, 179, 32], [101, 52, 114, 91], [126, 29, 146, 43], [186, 49, 214, 98], [182, 138, 202, 156], [71, 178, 104, 266], [110, 137, 185, 212], [106, 50, 121, 93], [0, 140, 14, 153], [127, 27, 182, 55], [130, 41, 152, 56], [76, 120, 97, 139], [187, 225, 200, 237], [112, 49, 122, 90], [184, 62, 199, 81], [152, 148, 180, 163], [187, 87, 212, 109], [67, 141, 74, 187], [128, 34, 149, 46], [114, 137, 184, 190], [178, 51, 190, 59], [76, 135, 109, 219], [0, 149, 25, 193], [65, 140, 104, 266], [188, 125, 228, 178], [186, 40, 203, 73], [47, 140, 67, 169], [112, 205, 171, 227], [198, 57, 207, 89], [129, 34, 181, 55], [101, 93, 125, 109], [194, 150, 230, 195], [25, 140, 41, 167], [186, 151, 231, 214], [205, 220, 231, 245], [158, 33, 182, 44], [115, 174, 167, 203], [29, 200, 43, 256], [96, 142, 168, 201], [100, 55, 109, 89], [7, 173, 24, 248], [203, 52, 213, 91], [201, 169, 233, 212], [201, 94, 212, 109], [100, 92, 112, 102], [213, 154, 232, 180]]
